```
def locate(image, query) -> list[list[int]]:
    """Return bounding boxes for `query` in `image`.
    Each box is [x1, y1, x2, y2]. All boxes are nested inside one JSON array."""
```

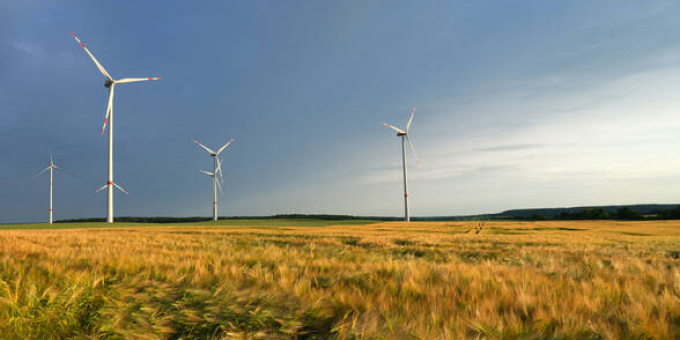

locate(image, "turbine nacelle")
[[105, 79, 114, 88]]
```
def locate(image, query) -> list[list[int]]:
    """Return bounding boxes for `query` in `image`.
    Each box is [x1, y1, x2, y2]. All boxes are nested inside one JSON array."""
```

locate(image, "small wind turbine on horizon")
[[72, 33, 161, 223], [384, 106, 418, 222], [34, 152, 70, 224], [194, 138, 234, 221]]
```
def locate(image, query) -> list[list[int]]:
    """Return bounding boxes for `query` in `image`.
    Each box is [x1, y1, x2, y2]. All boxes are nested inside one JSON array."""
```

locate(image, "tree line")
[[512, 207, 680, 221]]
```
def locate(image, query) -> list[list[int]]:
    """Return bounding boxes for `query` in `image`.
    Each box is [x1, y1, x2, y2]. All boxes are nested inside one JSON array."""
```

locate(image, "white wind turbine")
[[72, 33, 161, 223], [194, 139, 234, 221], [384, 106, 418, 222], [35, 152, 70, 224]]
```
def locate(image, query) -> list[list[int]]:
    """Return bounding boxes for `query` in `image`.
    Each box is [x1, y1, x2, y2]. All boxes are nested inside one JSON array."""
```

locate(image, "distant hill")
[[54, 204, 680, 224], [494, 204, 680, 218], [491, 204, 680, 220], [480, 204, 680, 220]]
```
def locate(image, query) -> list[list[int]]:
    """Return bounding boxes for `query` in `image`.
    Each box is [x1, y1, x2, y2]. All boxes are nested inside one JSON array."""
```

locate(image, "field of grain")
[[1, 220, 679, 339]]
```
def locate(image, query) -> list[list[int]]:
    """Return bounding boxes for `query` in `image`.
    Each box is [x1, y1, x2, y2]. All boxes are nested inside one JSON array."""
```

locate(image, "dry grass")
[[1, 220, 680, 339]]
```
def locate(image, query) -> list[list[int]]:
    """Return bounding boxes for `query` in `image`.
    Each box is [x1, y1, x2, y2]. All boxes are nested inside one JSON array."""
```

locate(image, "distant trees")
[[657, 207, 680, 220], [528, 213, 549, 221], [556, 208, 610, 220], [522, 207, 678, 221], [614, 207, 643, 220]]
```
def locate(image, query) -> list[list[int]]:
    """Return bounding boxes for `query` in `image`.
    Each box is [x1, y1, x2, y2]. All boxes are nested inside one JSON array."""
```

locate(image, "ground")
[[0, 219, 679, 339]]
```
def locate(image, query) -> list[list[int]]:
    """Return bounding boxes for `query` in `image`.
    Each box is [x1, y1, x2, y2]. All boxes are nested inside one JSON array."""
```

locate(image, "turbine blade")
[[406, 105, 416, 132], [113, 182, 129, 195], [199, 170, 214, 177], [49, 149, 53, 165], [33, 166, 50, 179], [71, 33, 113, 81], [216, 175, 224, 195], [406, 135, 419, 163], [53, 165, 74, 176], [383, 123, 406, 134], [215, 157, 224, 186], [193, 140, 215, 155], [215, 156, 224, 195], [214, 157, 222, 175], [116, 77, 162, 84], [215, 139, 234, 156], [102, 85, 114, 135], [95, 184, 108, 193]]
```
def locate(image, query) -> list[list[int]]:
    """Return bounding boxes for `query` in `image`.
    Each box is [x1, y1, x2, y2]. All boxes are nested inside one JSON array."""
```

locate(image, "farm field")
[[1, 220, 680, 339]]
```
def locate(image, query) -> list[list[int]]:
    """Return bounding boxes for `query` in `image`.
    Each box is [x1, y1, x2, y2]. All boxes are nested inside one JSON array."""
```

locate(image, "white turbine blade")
[[116, 77, 162, 84], [53, 165, 74, 176], [214, 157, 222, 176], [193, 140, 215, 155], [199, 170, 214, 177], [383, 123, 406, 134], [49, 150, 53, 165], [215, 157, 224, 186], [102, 85, 114, 135], [33, 166, 50, 179], [406, 105, 416, 132], [406, 135, 419, 163], [216, 174, 224, 195], [113, 182, 129, 195], [71, 33, 113, 81], [215, 139, 234, 156], [95, 184, 108, 193]]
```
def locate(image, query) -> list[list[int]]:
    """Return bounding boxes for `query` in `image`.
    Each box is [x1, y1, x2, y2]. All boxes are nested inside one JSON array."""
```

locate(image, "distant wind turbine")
[[34, 152, 70, 224], [194, 139, 234, 221], [72, 33, 161, 223], [384, 106, 418, 222]]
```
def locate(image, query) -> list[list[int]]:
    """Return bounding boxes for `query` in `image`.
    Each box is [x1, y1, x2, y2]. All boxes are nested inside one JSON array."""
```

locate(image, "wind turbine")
[[384, 106, 418, 222], [194, 139, 234, 221], [72, 33, 161, 223], [35, 152, 69, 224]]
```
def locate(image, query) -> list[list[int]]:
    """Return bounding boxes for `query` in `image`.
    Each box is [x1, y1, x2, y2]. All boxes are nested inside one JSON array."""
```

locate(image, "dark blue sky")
[[2, 1, 680, 223]]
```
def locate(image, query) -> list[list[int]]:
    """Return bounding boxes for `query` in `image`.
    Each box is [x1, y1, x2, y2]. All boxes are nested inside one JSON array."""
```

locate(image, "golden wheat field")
[[1, 219, 680, 339]]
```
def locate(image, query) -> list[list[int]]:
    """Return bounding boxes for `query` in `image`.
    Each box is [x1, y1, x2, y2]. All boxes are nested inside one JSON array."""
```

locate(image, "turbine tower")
[[384, 106, 418, 222], [35, 152, 69, 224], [194, 139, 234, 221], [72, 33, 161, 223]]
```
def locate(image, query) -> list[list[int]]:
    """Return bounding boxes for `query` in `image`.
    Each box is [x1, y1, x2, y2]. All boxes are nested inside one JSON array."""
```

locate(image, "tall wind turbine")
[[72, 33, 161, 223], [384, 106, 418, 222], [194, 139, 234, 221], [35, 152, 69, 224]]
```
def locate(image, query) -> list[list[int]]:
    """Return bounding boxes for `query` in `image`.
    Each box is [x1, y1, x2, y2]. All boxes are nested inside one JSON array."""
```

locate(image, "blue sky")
[[2, 1, 680, 223]]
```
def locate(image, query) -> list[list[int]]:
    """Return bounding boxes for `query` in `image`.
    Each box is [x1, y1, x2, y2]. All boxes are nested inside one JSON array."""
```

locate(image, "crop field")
[[0, 220, 680, 339]]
